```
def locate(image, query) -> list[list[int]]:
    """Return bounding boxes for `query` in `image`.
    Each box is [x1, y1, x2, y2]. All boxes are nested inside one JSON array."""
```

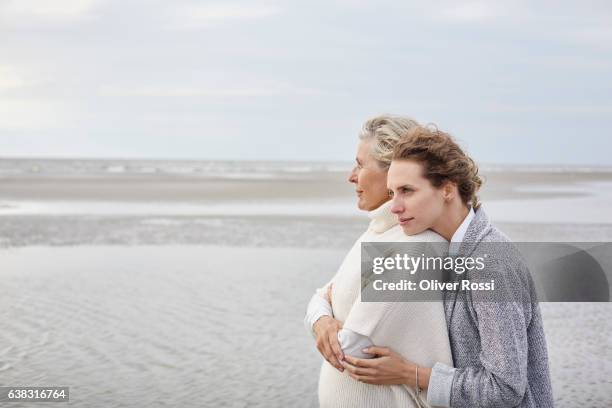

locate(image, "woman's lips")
[[399, 217, 414, 226]]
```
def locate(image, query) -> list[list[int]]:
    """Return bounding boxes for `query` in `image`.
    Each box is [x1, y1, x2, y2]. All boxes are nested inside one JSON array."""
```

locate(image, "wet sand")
[[0, 246, 610, 407], [1, 159, 612, 407], [2, 168, 612, 202]]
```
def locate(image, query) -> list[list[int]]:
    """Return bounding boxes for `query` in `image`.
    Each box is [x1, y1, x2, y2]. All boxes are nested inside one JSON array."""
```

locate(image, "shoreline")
[[2, 169, 612, 200], [2, 215, 612, 249]]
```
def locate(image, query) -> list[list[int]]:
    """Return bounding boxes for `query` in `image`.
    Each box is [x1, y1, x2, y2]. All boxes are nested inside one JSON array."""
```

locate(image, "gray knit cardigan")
[[428, 207, 554, 407]]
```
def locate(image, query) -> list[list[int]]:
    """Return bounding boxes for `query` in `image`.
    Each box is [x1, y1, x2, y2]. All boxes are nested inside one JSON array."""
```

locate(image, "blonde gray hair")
[[359, 115, 420, 169]]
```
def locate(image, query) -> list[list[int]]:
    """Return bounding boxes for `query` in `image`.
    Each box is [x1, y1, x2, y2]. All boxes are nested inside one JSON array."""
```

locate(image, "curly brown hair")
[[392, 125, 483, 209]]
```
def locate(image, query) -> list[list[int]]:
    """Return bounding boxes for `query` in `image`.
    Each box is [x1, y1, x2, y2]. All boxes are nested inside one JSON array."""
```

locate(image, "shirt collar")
[[449, 207, 475, 256]]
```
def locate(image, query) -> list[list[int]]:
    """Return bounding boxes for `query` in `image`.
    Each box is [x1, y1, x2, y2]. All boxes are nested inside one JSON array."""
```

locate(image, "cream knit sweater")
[[317, 201, 454, 408]]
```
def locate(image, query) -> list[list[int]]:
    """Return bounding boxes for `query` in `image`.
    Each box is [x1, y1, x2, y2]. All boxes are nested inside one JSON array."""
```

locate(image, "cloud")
[[0, 66, 30, 90], [97, 83, 327, 98], [407, 0, 531, 24], [0, 0, 100, 21], [0, 0, 611, 164], [484, 104, 612, 114], [438, 2, 506, 22], [567, 26, 612, 49], [165, 4, 280, 30], [0, 98, 68, 131]]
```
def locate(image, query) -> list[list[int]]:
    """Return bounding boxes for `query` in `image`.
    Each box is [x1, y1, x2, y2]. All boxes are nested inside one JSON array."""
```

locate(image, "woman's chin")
[[400, 224, 426, 236], [357, 198, 374, 211], [358, 197, 389, 212]]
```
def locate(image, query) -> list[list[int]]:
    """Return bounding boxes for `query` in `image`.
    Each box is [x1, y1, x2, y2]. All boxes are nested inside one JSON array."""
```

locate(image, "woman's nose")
[[390, 198, 403, 214], [348, 167, 358, 183]]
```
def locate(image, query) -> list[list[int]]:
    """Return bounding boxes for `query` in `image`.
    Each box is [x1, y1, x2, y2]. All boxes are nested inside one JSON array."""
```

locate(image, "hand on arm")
[[313, 315, 345, 372], [304, 283, 334, 336], [305, 284, 345, 372], [341, 346, 431, 390], [306, 283, 377, 370]]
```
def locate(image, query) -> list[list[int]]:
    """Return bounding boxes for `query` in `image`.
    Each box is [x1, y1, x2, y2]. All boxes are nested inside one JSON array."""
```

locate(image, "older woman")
[[341, 126, 554, 408], [304, 115, 453, 408]]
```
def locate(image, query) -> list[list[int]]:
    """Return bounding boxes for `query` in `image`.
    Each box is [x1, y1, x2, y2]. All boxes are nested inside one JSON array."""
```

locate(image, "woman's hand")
[[313, 316, 345, 372], [341, 346, 431, 389], [313, 284, 345, 372]]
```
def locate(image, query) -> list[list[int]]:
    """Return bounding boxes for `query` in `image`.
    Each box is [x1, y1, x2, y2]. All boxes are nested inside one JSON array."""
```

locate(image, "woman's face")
[[348, 140, 390, 211], [387, 159, 447, 235]]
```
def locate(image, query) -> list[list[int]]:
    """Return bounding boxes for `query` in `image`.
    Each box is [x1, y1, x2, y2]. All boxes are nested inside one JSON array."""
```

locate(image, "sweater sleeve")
[[304, 292, 334, 338], [449, 263, 533, 408]]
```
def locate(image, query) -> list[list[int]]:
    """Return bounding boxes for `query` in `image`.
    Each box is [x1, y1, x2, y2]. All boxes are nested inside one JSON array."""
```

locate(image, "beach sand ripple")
[[0, 246, 610, 407]]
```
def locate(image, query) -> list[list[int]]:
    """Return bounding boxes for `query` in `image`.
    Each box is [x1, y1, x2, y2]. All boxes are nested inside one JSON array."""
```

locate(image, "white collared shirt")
[[449, 207, 475, 256]]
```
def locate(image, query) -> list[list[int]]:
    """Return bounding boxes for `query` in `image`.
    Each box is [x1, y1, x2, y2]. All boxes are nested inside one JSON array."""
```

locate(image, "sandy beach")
[[1, 158, 611, 407], [0, 246, 610, 407], [0, 246, 337, 407]]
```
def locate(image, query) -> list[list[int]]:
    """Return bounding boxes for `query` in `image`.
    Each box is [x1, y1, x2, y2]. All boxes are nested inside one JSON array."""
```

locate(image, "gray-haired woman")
[[304, 115, 454, 408]]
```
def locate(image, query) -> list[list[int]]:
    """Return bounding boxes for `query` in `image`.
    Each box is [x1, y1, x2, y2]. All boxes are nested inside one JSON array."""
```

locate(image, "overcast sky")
[[1, 0, 611, 165]]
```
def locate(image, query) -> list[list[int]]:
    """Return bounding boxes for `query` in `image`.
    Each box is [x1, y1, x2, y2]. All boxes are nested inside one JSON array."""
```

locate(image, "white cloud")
[[0, 0, 99, 21], [0, 98, 68, 131], [0, 0, 610, 163], [416, 0, 530, 24], [439, 2, 502, 22], [0, 66, 30, 90], [166, 4, 280, 30], [567, 26, 612, 49], [484, 104, 612, 114], [98, 83, 326, 97]]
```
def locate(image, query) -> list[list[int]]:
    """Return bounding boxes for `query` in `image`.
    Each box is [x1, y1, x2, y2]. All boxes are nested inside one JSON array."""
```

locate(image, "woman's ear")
[[442, 181, 457, 202]]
